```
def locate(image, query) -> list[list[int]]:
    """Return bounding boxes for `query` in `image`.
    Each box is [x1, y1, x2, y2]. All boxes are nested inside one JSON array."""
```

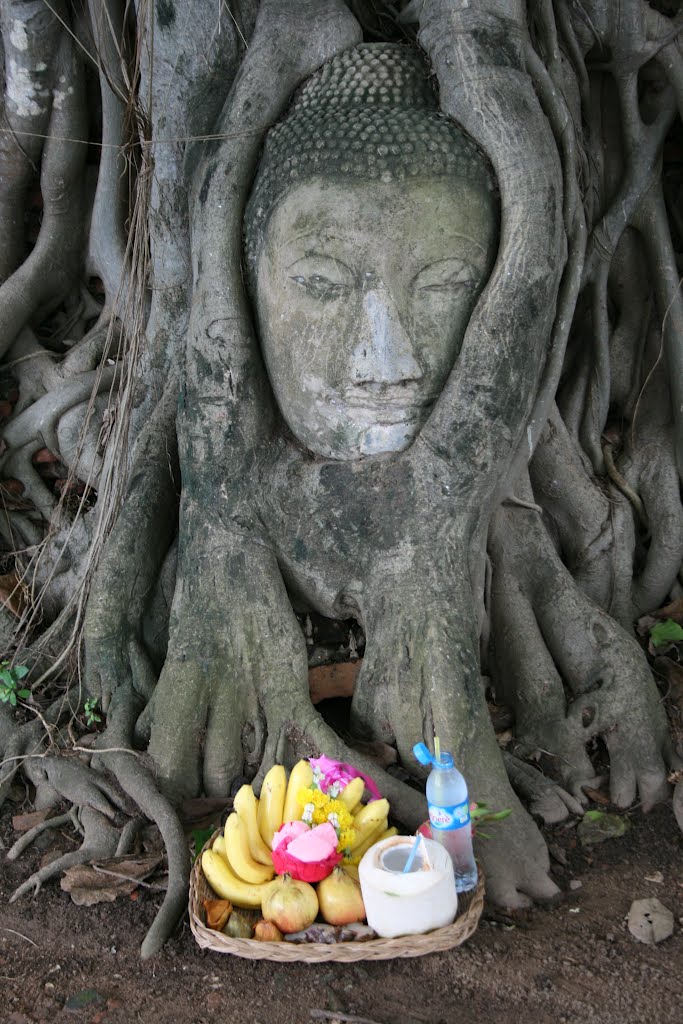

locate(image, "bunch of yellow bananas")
[[201, 760, 397, 907]]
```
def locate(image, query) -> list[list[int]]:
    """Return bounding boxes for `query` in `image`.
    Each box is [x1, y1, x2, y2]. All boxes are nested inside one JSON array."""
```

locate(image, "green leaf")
[[12, 665, 28, 680], [471, 803, 511, 823], [9, 691, 16, 706], [578, 811, 628, 846], [0, 689, 10, 703], [191, 827, 215, 862], [650, 619, 683, 647], [17, 689, 30, 699], [0, 668, 13, 686], [486, 809, 512, 821]]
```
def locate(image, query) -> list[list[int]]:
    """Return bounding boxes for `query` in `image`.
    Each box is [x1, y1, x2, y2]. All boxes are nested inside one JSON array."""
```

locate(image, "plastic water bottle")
[[413, 742, 478, 893]]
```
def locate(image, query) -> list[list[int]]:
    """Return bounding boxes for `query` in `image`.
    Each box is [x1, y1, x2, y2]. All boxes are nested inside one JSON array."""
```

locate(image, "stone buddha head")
[[245, 45, 498, 461]]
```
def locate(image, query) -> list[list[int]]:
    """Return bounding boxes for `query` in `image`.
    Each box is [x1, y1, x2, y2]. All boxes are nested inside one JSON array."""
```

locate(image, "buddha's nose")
[[350, 287, 422, 387]]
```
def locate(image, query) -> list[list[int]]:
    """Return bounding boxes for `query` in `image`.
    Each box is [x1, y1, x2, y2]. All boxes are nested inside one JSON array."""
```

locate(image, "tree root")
[[5, 690, 191, 958], [0, 0, 64, 281], [530, 403, 635, 622], [490, 477, 677, 809], [0, 27, 88, 361], [9, 805, 120, 902], [97, 745, 190, 959], [6, 807, 80, 861], [502, 750, 584, 825]]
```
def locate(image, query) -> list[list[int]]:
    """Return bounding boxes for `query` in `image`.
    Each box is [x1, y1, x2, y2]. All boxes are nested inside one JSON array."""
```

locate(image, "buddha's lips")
[[340, 387, 437, 423]]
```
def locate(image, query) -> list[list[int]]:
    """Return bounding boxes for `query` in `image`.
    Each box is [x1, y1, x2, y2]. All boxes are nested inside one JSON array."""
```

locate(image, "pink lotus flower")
[[271, 821, 342, 882], [309, 755, 381, 800]]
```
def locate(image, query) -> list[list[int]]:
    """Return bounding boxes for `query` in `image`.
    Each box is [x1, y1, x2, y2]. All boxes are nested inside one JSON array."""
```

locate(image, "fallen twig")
[[1, 927, 39, 947], [91, 864, 167, 891]]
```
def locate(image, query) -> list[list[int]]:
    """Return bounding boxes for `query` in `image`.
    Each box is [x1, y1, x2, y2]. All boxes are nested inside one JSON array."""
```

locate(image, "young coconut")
[[317, 866, 366, 925], [261, 873, 319, 933]]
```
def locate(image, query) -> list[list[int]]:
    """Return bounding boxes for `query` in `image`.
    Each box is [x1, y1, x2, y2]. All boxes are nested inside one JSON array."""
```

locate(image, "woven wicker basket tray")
[[189, 832, 485, 962]]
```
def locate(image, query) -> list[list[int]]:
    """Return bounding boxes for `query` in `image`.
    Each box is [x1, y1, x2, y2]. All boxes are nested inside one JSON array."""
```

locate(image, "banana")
[[346, 823, 399, 865], [234, 785, 274, 866], [213, 834, 228, 861], [338, 776, 364, 812], [282, 759, 313, 824], [349, 798, 390, 851], [257, 764, 287, 848], [349, 816, 388, 863], [224, 812, 275, 884], [202, 849, 272, 909], [342, 862, 360, 882]]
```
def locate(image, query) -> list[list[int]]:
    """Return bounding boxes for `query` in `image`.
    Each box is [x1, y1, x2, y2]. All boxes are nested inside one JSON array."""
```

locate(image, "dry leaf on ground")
[[60, 855, 163, 906], [12, 809, 54, 833], [627, 898, 674, 944]]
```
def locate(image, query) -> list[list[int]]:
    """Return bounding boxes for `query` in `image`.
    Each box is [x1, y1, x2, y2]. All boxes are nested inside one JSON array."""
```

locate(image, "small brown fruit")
[[253, 920, 284, 942], [223, 909, 257, 938], [203, 898, 232, 931]]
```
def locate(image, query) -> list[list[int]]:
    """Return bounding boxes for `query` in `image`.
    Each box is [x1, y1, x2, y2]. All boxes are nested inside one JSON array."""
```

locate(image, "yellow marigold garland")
[[298, 787, 356, 854]]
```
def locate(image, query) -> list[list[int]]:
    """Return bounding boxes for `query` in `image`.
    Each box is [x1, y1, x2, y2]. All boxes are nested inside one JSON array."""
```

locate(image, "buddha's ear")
[[419, 2, 567, 507]]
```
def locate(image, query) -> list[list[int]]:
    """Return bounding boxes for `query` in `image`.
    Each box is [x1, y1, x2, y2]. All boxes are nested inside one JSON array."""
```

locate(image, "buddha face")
[[254, 177, 497, 460]]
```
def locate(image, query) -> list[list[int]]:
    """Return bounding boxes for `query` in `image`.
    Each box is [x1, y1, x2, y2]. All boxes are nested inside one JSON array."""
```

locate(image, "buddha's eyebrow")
[[286, 251, 354, 273], [278, 230, 349, 251]]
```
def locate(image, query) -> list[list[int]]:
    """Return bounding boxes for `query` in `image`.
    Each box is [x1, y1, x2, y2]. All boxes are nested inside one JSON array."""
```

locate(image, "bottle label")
[[429, 799, 470, 831]]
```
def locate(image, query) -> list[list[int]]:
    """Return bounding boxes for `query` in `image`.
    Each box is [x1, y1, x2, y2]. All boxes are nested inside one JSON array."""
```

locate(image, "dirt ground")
[[1, 798, 682, 1024]]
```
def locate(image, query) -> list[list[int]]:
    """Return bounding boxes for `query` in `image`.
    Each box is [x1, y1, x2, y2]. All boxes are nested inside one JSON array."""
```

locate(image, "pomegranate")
[[261, 873, 319, 933], [317, 866, 366, 925]]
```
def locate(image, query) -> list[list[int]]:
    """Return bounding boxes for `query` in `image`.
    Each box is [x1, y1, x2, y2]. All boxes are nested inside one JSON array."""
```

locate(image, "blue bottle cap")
[[413, 742, 454, 768]]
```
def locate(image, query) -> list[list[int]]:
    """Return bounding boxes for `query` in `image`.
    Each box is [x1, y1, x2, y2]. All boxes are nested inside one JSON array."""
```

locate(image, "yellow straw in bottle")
[[434, 734, 441, 764]]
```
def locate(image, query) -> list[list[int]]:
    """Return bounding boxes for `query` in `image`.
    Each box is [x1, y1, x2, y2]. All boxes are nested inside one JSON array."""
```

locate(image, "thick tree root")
[[490, 479, 677, 809], [94, 691, 192, 958]]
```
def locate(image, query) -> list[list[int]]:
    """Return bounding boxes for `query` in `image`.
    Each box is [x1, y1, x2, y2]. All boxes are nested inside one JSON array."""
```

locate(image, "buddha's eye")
[[286, 253, 354, 301], [414, 258, 483, 297], [290, 273, 349, 300], [419, 278, 474, 294]]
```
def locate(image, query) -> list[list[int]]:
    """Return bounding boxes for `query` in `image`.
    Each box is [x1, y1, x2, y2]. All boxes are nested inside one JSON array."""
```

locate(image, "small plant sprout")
[[83, 696, 102, 727], [0, 662, 30, 707]]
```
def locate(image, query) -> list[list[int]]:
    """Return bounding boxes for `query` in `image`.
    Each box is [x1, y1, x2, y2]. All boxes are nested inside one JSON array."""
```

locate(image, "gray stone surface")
[[254, 176, 496, 459]]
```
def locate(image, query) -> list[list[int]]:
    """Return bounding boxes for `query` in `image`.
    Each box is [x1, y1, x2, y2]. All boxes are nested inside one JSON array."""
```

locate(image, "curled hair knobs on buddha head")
[[243, 43, 496, 280]]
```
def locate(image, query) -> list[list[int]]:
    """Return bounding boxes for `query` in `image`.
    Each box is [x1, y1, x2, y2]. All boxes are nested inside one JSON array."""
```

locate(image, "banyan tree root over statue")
[[0, 0, 682, 956]]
